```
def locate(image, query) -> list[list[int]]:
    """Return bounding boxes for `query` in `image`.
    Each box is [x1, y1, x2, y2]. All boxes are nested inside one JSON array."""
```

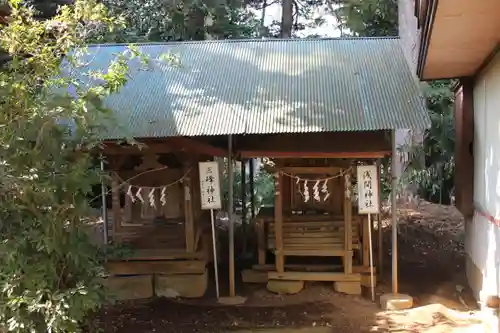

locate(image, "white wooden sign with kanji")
[[199, 161, 222, 210], [356, 165, 380, 214]]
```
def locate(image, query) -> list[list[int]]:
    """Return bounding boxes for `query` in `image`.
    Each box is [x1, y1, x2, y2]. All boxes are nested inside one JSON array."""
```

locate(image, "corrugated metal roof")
[[71, 37, 430, 139]]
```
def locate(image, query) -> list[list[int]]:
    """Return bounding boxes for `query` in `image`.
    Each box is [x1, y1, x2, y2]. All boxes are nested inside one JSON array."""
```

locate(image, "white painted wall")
[[468, 50, 500, 302]]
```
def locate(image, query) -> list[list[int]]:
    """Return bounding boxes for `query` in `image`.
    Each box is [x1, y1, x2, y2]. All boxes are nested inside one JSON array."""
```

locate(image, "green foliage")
[[0, 1, 145, 331], [102, 0, 260, 42], [401, 80, 456, 203], [221, 160, 275, 217], [331, 0, 398, 36], [332, 0, 455, 204]]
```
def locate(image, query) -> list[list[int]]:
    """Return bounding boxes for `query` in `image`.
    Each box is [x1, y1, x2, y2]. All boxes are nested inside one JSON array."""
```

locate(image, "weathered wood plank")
[[257, 219, 266, 265], [274, 172, 284, 273], [111, 174, 121, 236], [253, 264, 343, 272], [184, 167, 195, 252], [282, 249, 349, 257], [122, 249, 206, 261], [107, 260, 206, 275], [344, 173, 353, 274], [268, 271, 361, 282]]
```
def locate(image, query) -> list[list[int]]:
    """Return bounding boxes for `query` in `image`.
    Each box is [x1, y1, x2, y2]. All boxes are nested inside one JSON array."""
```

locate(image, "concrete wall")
[[467, 50, 500, 305]]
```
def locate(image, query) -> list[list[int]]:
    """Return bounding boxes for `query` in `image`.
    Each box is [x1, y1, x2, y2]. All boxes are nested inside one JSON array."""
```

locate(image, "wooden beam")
[[240, 151, 390, 158], [249, 159, 256, 219], [184, 167, 195, 253], [170, 137, 227, 157], [241, 159, 247, 256], [257, 219, 266, 265], [228, 135, 236, 297], [111, 174, 121, 237], [274, 172, 285, 273], [107, 260, 206, 275], [268, 271, 361, 282], [117, 249, 206, 260], [362, 215, 370, 267], [265, 166, 345, 174], [344, 173, 353, 274], [102, 138, 227, 157]]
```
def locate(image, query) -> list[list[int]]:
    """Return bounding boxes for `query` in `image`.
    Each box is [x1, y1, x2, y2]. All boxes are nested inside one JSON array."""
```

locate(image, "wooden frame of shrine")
[[101, 137, 228, 300], [236, 131, 392, 295]]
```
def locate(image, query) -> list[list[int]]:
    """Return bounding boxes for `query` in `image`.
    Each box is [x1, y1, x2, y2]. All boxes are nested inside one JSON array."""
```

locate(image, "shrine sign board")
[[199, 161, 222, 210], [356, 165, 380, 214]]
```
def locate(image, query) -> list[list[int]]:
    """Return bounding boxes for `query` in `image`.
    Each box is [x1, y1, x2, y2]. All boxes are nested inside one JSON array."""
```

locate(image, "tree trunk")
[[280, 0, 293, 38], [260, 0, 268, 37]]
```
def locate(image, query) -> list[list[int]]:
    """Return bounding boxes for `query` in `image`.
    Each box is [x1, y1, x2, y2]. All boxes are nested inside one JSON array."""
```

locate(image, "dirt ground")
[[90, 200, 495, 333]]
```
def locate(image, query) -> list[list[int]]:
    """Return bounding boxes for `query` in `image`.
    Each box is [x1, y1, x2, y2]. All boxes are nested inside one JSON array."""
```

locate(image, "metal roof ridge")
[[86, 36, 401, 49]]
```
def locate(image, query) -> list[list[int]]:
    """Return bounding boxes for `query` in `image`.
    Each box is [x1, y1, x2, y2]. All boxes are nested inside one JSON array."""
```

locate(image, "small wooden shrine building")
[[237, 133, 390, 294], [76, 37, 429, 300], [102, 139, 227, 299]]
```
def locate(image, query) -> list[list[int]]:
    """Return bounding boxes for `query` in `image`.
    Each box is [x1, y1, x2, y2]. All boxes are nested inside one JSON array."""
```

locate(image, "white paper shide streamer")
[[303, 180, 310, 202], [148, 188, 156, 208], [124, 185, 170, 207], [127, 185, 136, 203], [313, 180, 320, 202], [321, 179, 330, 201], [160, 187, 167, 206], [135, 187, 144, 203]]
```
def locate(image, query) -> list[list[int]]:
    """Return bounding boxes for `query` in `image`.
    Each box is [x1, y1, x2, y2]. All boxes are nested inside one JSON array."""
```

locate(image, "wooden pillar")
[[391, 130, 399, 294], [249, 159, 255, 219], [362, 215, 370, 267], [111, 173, 121, 237], [241, 159, 247, 256], [257, 219, 266, 265], [274, 172, 284, 273], [377, 159, 383, 276], [100, 156, 109, 246], [343, 172, 353, 274], [184, 166, 195, 253], [228, 135, 236, 297]]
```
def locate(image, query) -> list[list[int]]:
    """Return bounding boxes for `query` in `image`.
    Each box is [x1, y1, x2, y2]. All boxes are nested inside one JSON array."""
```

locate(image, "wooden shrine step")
[[282, 248, 352, 257], [253, 264, 343, 272], [268, 271, 361, 282], [120, 249, 206, 261], [107, 260, 206, 275]]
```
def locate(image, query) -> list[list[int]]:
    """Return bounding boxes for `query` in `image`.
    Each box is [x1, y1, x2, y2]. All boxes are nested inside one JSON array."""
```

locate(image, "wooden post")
[[184, 166, 195, 253], [241, 159, 247, 256], [343, 172, 353, 274], [100, 156, 109, 246], [274, 172, 284, 273], [228, 135, 236, 297], [362, 215, 370, 267], [111, 173, 121, 237], [377, 160, 384, 277], [249, 159, 255, 219], [257, 219, 266, 265], [391, 130, 399, 294]]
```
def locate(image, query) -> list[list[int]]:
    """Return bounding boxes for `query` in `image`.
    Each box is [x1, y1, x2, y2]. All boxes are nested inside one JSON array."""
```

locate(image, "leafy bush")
[[0, 1, 135, 331]]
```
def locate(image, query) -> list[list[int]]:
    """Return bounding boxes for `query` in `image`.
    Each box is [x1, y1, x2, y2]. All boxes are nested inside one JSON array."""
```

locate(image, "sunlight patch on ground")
[[373, 304, 493, 333]]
